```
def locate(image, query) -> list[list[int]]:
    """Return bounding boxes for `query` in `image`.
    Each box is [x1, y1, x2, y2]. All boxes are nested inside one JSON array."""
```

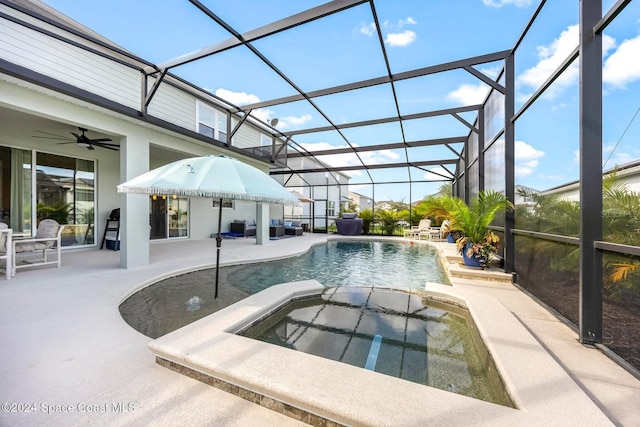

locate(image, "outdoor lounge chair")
[[439, 219, 451, 241], [404, 219, 434, 239], [417, 219, 441, 241], [0, 223, 12, 280], [12, 219, 64, 274], [403, 221, 423, 238]]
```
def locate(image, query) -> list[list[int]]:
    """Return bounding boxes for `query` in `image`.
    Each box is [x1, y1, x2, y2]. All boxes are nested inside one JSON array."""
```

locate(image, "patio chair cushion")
[[15, 219, 60, 252], [0, 223, 7, 250]]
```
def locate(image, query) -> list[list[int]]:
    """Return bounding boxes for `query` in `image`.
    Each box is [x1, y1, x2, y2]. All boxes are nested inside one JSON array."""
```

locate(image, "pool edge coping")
[[148, 280, 613, 426]]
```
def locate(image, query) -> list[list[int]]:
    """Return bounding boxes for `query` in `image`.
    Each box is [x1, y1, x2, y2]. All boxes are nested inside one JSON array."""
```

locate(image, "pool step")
[[448, 262, 513, 283]]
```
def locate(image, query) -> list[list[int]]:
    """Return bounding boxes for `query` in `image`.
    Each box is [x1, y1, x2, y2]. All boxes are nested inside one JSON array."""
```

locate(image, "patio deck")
[[1, 234, 639, 426]]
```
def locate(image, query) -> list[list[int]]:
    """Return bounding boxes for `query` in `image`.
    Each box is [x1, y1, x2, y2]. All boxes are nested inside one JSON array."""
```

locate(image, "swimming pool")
[[120, 240, 449, 338]]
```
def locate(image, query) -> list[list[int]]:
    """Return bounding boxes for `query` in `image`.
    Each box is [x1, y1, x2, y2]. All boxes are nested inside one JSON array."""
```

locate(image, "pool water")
[[229, 240, 449, 294], [238, 286, 513, 407], [120, 240, 449, 338]]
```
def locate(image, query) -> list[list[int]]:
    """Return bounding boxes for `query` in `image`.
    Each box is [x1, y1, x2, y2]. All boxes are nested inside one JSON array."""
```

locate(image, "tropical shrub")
[[358, 209, 373, 235], [419, 190, 514, 266]]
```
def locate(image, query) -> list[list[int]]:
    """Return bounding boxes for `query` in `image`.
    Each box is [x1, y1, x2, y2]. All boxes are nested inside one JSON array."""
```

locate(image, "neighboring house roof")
[[348, 191, 372, 200], [542, 159, 640, 195]]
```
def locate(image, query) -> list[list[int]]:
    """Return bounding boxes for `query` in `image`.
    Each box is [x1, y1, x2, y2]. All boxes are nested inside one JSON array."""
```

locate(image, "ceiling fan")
[[34, 127, 119, 151]]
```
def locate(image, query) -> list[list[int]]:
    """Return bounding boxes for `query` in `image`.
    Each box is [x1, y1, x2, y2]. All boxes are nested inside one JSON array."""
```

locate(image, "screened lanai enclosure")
[[2, 0, 639, 376]]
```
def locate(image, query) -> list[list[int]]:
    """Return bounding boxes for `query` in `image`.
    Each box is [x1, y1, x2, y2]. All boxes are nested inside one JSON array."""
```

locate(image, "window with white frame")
[[197, 102, 227, 143], [327, 201, 336, 217]]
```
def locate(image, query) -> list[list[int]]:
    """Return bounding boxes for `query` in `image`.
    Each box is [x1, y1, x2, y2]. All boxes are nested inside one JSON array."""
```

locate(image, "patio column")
[[504, 52, 516, 274], [255, 202, 269, 245], [579, 0, 603, 344], [119, 132, 150, 268]]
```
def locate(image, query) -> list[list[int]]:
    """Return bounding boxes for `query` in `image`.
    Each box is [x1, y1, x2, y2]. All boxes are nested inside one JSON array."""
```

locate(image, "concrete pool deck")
[[1, 234, 639, 426]]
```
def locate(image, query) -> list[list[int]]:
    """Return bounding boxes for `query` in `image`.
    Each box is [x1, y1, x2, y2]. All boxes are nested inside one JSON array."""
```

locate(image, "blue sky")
[[41, 0, 640, 202]]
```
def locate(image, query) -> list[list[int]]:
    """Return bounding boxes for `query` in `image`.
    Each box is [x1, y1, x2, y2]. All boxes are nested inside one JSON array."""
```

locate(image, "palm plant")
[[515, 171, 640, 297], [419, 190, 514, 266], [358, 209, 373, 235]]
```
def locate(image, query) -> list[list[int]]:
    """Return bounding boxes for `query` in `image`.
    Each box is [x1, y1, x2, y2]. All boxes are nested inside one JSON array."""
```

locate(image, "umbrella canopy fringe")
[[117, 186, 297, 205]]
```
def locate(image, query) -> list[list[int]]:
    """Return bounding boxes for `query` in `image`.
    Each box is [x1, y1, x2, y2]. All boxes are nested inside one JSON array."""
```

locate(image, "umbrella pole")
[[215, 198, 223, 299]]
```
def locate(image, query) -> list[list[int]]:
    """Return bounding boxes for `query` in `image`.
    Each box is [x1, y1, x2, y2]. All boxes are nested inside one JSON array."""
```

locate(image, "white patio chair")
[[417, 219, 440, 241], [403, 222, 421, 238], [439, 219, 451, 241], [405, 219, 434, 240], [0, 223, 12, 280], [13, 219, 64, 275]]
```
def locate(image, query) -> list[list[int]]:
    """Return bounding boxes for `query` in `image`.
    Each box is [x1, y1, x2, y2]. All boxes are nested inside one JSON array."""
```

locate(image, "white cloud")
[[515, 140, 544, 178], [214, 88, 311, 129], [277, 114, 312, 129], [517, 25, 580, 98], [359, 22, 376, 36], [215, 88, 259, 105], [478, 65, 503, 79], [423, 167, 454, 181], [604, 34, 640, 88], [572, 144, 636, 169], [517, 25, 616, 99], [298, 142, 400, 177], [602, 143, 635, 168], [398, 17, 417, 27], [482, 0, 532, 7], [446, 83, 490, 105], [248, 108, 274, 123], [360, 17, 417, 47], [384, 30, 416, 47]]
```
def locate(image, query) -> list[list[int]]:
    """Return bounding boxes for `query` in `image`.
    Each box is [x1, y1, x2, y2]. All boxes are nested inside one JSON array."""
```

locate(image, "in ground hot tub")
[[237, 286, 513, 407]]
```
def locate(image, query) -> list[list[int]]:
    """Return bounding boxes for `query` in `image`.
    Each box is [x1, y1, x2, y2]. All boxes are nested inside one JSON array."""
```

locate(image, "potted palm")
[[419, 190, 514, 268]]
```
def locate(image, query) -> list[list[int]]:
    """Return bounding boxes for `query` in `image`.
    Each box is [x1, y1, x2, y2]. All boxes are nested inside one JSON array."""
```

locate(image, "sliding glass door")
[[0, 146, 95, 246], [149, 194, 188, 240]]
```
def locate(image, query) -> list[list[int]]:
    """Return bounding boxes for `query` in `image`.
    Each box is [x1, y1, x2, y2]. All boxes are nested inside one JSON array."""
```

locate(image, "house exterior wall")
[[1, 3, 277, 153], [231, 120, 263, 149], [349, 192, 374, 212], [147, 79, 197, 132], [279, 157, 349, 227], [0, 8, 141, 110], [0, 3, 299, 267]]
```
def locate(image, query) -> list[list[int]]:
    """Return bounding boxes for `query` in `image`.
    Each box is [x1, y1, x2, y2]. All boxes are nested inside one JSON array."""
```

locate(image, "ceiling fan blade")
[[34, 130, 68, 138], [33, 136, 73, 141], [89, 138, 113, 143], [92, 142, 120, 151], [55, 141, 77, 145]]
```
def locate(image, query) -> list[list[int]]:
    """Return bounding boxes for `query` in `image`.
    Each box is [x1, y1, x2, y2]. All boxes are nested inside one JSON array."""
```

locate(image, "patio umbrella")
[[290, 190, 314, 203], [117, 154, 299, 298]]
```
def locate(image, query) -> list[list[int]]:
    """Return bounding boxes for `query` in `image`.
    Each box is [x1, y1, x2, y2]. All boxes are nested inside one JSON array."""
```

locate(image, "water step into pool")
[[364, 334, 382, 371]]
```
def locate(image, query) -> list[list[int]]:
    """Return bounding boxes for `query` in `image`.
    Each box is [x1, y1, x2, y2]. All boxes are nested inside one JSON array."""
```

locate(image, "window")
[[212, 198, 234, 209], [197, 101, 227, 143], [327, 201, 335, 217]]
